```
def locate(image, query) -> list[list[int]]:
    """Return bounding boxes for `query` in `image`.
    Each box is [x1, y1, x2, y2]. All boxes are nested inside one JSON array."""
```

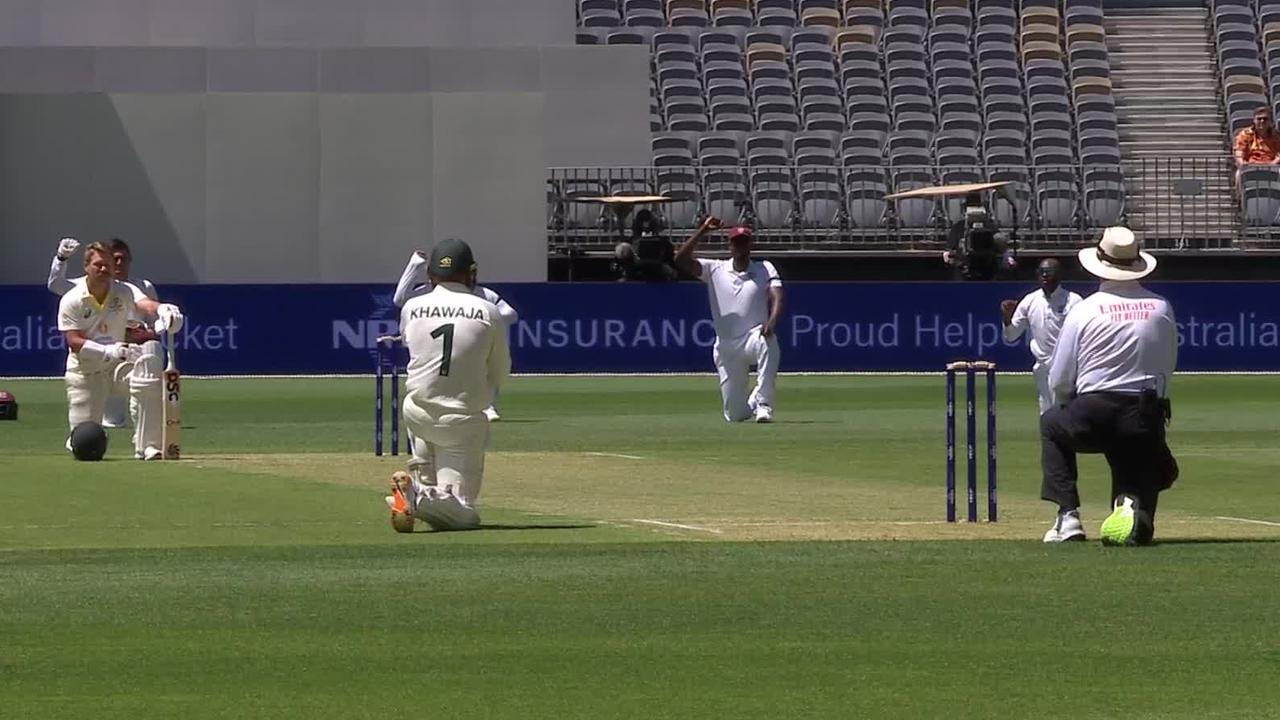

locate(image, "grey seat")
[[799, 177, 844, 228], [983, 93, 1025, 116], [703, 169, 748, 225], [670, 9, 709, 26], [581, 10, 621, 27], [714, 114, 755, 133], [708, 77, 749, 102], [1077, 110, 1118, 135], [1241, 167, 1280, 225], [988, 167, 1031, 227], [986, 111, 1028, 135], [704, 62, 746, 83], [669, 114, 710, 133], [1082, 167, 1125, 226], [1035, 169, 1080, 228], [844, 167, 888, 228], [849, 112, 892, 136], [1069, 41, 1109, 64], [606, 30, 644, 44], [890, 170, 938, 228], [563, 179, 606, 228], [749, 169, 797, 228], [794, 131, 835, 154]]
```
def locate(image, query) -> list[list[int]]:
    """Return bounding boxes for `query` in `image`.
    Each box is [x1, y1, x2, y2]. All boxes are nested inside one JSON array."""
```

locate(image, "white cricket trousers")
[[1033, 361, 1053, 415], [713, 327, 780, 422], [401, 395, 490, 529], [64, 341, 163, 456]]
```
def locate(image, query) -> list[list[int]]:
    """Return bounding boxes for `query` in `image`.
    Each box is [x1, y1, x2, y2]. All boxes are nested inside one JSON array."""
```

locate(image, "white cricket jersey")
[[400, 282, 511, 420], [697, 258, 782, 340], [57, 280, 144, 374], [1048, 280, 1177, 401], [1004, 286, 1083, 366]]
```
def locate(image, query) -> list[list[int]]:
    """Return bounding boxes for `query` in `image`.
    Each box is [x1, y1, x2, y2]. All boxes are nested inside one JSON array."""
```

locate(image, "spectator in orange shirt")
[[1235, 106, 1280, 188]]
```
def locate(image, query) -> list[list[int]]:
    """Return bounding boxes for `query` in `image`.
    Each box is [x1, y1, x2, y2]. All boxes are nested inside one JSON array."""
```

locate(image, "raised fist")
[[57, 237, 80, 260]]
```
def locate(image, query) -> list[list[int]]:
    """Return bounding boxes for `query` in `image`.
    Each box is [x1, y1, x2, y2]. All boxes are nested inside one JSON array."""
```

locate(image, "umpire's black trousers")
[[1041, 391, 1177, 517]]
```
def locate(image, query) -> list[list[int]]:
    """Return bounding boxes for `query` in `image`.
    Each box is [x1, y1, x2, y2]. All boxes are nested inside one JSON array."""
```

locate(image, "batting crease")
[[630, 519, 723, 534]]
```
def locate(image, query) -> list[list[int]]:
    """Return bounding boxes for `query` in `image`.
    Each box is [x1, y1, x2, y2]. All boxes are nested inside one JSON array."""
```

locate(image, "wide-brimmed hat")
[[1078, 227, 1156, 281]]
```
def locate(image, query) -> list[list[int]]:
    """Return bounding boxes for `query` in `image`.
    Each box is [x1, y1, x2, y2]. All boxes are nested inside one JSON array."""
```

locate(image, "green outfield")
[[2, 375, 1279, 719]]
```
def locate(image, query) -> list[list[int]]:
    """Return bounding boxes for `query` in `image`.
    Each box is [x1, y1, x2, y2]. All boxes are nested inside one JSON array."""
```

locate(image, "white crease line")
[[705, 520, 952, 527], [630, 519, 723, 534], [1216, 516, 1280, 528], [585, 452, 645, 460]]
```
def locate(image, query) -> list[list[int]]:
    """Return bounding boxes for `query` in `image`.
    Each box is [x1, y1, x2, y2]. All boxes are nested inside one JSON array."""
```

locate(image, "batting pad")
[[129, 340, 163, 456]]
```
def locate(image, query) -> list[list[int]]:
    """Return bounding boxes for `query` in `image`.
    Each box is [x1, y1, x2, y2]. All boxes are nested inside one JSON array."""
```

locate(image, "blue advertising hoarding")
[[1, 282, 1277, 375]]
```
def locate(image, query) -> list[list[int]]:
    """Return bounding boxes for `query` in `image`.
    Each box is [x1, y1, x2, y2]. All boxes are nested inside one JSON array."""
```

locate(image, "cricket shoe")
[[1042, 510, 1087, 543], [1100, 495, 1146, 547], [135, 447, 163, 461], [386, 471, 416, 534], [483, 406, 501, 422], [754, 404, 774, 423]]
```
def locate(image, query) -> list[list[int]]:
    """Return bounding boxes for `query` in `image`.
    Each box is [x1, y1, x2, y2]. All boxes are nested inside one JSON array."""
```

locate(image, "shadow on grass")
[[481, 523, 596, 531], [408, 523, 596, 534], [1155, 537, 1280, 546]]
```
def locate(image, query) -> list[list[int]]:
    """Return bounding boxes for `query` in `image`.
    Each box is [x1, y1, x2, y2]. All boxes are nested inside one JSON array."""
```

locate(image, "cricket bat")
[[163, 331, 182, 460]]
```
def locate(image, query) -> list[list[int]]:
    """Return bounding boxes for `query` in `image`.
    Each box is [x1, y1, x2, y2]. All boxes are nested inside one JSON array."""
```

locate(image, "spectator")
[[1234, 106, 1280, 188]]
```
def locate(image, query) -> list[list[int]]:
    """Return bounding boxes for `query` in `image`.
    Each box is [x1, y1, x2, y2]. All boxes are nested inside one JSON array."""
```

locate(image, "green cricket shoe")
[[1100, 495, 1139, 546]]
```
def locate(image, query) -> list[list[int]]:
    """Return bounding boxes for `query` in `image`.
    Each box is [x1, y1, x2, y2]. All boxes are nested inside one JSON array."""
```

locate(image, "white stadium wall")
[[0, 1, 651, 284]]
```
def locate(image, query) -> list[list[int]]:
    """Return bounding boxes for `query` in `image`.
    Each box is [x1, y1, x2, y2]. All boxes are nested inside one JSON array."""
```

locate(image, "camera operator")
[[614, 208, 678, 283], [941, 193, 1017, 280]]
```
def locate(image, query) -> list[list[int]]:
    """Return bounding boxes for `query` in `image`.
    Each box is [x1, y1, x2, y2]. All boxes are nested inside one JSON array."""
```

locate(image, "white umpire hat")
[[1078, 226, 1157, 281]]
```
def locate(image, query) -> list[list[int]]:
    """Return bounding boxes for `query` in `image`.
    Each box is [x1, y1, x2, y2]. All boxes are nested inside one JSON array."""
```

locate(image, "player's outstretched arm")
[[393, 251, 430, 308], [673, 216, 722, 279], [47, 237, 80, 296]]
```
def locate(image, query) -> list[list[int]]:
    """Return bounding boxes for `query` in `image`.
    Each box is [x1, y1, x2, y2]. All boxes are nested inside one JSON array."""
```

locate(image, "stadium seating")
[[569, 0, 1125, 237]]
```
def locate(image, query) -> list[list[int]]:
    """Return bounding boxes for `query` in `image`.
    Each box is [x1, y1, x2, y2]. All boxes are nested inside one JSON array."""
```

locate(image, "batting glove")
[[105, 343, 142, 364], [155, 304, 185, 334]]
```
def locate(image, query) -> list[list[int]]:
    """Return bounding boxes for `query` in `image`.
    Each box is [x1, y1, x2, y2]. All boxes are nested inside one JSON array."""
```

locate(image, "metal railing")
[[547, 157, 1260, 253]]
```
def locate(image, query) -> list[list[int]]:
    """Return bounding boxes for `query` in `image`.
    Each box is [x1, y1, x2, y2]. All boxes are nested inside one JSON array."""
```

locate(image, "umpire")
[[1040, 227, 1179, 546]]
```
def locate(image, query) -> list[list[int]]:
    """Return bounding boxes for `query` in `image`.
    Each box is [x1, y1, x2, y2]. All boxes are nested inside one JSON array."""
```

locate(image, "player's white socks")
[[129, 340, 164, 458]]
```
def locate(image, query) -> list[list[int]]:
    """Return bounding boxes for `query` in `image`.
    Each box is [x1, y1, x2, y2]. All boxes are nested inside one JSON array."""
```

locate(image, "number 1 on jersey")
[[431, 323, 454, 376]]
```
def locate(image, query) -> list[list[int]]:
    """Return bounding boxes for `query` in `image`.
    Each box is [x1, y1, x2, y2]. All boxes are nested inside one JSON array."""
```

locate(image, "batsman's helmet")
[[70, 421, 108, 461]]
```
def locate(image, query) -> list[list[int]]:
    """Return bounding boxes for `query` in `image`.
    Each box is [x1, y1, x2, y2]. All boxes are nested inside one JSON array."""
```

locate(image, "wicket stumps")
[[944, 361, 997, 522], [375, 335, 405, 456]]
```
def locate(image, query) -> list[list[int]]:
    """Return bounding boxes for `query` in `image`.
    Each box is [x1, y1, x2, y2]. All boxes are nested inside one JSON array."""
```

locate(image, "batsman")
[[386, 239, 510, 532], [57, 242, 185, 460]]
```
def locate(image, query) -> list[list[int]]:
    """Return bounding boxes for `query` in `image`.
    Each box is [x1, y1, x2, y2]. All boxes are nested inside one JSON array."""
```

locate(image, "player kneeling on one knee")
[[385, 239, 510, 533], [673, 218, 785, 424], [57, 241, 185, 460]]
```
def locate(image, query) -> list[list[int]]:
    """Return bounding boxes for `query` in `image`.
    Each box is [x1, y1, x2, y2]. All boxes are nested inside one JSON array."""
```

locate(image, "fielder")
[[393, 249, 517, 422], [1000, 259, 1083, 414], [386, 239, 510, 532], [673, 218, 784, 423], [57, 242, 185, 460], [48, 237, 159, 428]]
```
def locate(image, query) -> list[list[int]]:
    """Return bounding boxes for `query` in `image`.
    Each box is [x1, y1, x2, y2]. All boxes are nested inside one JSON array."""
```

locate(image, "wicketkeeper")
[[58, 242, 185, 460], [386, 239, 510, 532]]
